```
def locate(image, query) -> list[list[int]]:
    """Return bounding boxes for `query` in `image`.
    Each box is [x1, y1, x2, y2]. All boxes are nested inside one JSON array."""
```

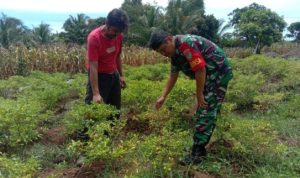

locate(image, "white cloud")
[[0, 0, 169, 13], [204, 0, 300, 24], [0, 0, 298, 28], [0, 0, 122, 13], [1, 0, 297, 18], [204, 0, 298, 11]]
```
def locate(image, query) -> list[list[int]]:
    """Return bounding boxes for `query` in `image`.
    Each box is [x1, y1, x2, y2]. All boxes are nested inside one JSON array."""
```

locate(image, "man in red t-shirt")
[[85, 8, 129, 114]]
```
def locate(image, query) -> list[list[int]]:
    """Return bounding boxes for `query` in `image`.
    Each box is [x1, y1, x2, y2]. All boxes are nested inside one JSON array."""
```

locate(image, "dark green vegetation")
[[0, 55, 299, 177], [287, 22, 300, 42], [228, 3, 286, 54], [1, 0, 299, 52], [1, 0, 300, 177]]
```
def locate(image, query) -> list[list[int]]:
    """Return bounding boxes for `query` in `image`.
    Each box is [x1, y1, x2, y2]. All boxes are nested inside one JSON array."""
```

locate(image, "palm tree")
[[121, 0, 162, 46], [131, 4, 163, 45], [0, 13, 27, 48], [86, 17, 106, 34], [33, 22, 52, 45], [62, 13, 90, 44], [217, 19, 231, 37], [182, 0, 204, 16], [162, 0, 184, 34], [162, 0, 205, 35]]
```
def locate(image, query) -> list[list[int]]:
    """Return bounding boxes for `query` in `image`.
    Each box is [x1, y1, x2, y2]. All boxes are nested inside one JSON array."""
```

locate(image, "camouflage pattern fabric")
[[171, 34, 233, 145]]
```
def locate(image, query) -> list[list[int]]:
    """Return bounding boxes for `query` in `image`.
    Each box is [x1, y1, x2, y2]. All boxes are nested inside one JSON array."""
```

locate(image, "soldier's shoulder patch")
[[190, 58, 202, 68]]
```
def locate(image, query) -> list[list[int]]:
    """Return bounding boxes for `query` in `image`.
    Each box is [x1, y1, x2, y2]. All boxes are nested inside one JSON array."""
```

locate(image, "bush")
[[0, 98, 49, 147], [125, 63, 169, 81], [227, 72, 265, 110], [0, 154, 38, 177]]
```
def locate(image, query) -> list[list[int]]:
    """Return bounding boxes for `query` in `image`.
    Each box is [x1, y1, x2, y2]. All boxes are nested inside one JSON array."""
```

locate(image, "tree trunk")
[[254, 39, 261, 54]]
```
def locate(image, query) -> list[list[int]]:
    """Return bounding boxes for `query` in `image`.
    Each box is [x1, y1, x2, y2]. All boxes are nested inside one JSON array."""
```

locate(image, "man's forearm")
[[116, 56, 123, 76], [195, 68, 206, 101], [90, 62, 100, 96], [162, 73, 178, 97]]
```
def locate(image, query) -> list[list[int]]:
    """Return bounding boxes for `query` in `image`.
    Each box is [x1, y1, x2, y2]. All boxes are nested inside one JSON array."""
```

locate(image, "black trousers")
[[85, 71, 121, 110]]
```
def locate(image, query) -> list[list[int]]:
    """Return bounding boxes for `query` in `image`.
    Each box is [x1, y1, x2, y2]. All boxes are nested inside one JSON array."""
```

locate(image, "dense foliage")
[[1, 0, 294, 50], [0, 54, 299, 177], [0, 1, 299, 177], [228, 3, 287, 54], [287, 22, 300, 42]]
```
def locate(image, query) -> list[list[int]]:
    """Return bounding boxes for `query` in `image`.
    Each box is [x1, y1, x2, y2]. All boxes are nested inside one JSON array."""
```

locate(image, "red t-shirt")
[[86, 26, 123, 73]]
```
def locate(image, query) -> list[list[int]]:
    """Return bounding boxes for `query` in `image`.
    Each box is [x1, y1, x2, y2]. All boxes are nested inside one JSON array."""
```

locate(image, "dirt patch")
[[278, 137, 300, 147], [54, 90, 80, 114], [282, 48, 300, 59], [34, 168, 58, 178], [0, 88, 18, 99], [207, 138, 234, 154], [75, 160, 105, 178], [40, 126, 68, 145], [189, 171, 216, 178], [35, 167, 80, 178], [231, 163, 241, 174], [181, 108, 197, 124], [264, 51, 280, 58], [124, 113, 151, 135], [35, 160, 105, 178]]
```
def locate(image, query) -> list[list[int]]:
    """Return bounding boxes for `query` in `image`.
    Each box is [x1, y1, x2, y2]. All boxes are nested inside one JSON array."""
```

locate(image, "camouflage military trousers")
[[193, 71, 232, 146]]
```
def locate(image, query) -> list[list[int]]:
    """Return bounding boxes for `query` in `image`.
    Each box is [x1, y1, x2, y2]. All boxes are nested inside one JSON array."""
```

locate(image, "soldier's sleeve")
[[178, 42, 206, 71]]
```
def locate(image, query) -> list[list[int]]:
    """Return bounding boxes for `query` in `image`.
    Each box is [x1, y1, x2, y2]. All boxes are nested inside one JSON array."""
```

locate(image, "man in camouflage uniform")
[[148, 30, 233, 165]]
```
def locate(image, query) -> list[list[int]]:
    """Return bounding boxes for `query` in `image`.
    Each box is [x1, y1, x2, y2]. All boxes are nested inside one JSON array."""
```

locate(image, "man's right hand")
[[93, 94, 103, 103], [155, 96, 166, 110]]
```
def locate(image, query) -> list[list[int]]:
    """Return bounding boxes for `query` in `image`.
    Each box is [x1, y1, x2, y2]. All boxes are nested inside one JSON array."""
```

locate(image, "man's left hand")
[[197, 94, 208, 108], [120, 76, 127, 89]]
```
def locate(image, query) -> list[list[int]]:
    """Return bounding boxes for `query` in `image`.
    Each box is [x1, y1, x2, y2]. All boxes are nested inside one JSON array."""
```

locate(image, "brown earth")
[[40, 126, 68, 146], [124, 113, 151, 135], [35, 160, 105, 178], [282, 48, 300, 59], [190, 171, 216, 178]]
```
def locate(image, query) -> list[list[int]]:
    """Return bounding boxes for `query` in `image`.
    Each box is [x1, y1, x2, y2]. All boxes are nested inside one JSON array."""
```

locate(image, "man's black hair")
[[106, 8, 129, 32], [148, 30, 170, 50]]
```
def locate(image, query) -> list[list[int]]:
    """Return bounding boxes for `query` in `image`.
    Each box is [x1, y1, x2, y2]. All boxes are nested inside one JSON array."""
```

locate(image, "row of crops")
[[0, 49, 300, 177]]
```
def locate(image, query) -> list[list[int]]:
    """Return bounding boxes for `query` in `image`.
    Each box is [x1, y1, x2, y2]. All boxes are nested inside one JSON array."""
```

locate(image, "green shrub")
[[63, 103, 117, 134], [0, 154, 38, 177], [0, 98, 49, 147], [227, 72, 265, 109], [228, 118, 287, 155], [125, 63, 169, 81], [165, 78, 195, 113], [128, 130, 190, 176], [122, 79, 162, 113]]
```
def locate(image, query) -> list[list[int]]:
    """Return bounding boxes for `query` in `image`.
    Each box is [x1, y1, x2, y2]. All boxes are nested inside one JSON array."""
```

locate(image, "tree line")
[[0, 0, 299, 54]]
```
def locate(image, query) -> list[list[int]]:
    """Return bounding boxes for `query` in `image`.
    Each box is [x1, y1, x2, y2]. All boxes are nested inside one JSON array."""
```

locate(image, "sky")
[[0, 0, 299, 33]]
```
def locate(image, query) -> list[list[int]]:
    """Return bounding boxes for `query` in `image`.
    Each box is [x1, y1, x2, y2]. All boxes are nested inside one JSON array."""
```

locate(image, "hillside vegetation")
[[0, 55, 299, 177]]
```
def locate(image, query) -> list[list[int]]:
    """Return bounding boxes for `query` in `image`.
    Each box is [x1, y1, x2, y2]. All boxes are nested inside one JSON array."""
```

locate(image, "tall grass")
[[0, 43, 86, 78], [1, 42, 299, 79], [224, 47, 253, 59], [0, 44, 167, 79], [122, 45, 168, 66], [262, 42, 300, 55]]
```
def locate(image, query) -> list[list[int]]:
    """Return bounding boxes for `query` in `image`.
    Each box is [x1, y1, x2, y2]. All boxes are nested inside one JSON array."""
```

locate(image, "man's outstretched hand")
[[155, 96, 166, 110]]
